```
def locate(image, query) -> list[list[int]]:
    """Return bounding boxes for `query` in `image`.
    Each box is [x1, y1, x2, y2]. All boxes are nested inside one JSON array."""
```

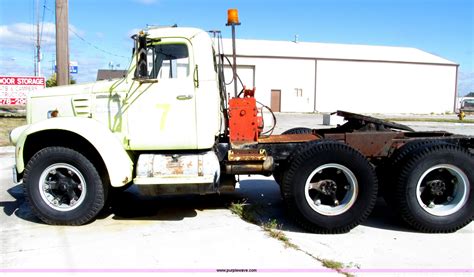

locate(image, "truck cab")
[[16, 27, 222, 150], [11, 27, 224, 186], [9, 27, 232, 225]]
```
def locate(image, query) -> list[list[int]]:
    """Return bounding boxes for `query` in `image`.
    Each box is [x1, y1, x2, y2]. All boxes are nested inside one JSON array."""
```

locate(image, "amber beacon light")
[[227, 9, 240, 25], [226, 8, 241, 97]]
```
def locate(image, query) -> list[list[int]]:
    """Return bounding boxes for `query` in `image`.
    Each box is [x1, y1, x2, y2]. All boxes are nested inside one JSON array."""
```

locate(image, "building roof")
[[96, 69, 128, 81], [222, 38, 457, 66]]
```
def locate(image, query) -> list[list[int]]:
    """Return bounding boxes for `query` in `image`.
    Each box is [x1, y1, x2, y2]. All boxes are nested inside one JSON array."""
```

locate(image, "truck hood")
[[26, 79, 125, 124], [30, 79, 120, 99]]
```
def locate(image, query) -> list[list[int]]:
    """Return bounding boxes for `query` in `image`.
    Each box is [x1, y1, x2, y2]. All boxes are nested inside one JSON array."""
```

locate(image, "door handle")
[[177, 95, 193, 100]]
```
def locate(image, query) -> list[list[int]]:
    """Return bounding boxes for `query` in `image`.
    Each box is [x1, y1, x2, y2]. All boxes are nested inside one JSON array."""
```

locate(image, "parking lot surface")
[[1, 114, 473, 276]]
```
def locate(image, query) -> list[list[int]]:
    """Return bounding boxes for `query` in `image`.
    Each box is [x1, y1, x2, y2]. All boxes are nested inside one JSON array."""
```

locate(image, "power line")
[[40, 2, 55, 57], [68, 27, 128, 59], [43, 4, 128, 59]]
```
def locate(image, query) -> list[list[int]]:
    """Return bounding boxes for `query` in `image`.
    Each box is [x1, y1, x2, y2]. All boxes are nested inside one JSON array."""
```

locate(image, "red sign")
[[0, 76, 45, 106]]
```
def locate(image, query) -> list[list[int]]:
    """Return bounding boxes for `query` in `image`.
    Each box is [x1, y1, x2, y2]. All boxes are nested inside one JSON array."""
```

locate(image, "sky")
[[0, 0, 473, 95]]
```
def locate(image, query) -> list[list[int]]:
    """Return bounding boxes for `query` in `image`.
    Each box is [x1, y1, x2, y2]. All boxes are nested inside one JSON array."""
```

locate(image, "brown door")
[[271, 90, 281, 112]]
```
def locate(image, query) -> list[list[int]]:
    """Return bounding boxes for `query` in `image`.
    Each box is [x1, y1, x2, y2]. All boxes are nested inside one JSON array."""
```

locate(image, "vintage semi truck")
[[10, 10, 474, 233]]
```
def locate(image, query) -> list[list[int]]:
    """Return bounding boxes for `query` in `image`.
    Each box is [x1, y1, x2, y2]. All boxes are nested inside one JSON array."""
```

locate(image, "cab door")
[[126, 39, 198, 150]]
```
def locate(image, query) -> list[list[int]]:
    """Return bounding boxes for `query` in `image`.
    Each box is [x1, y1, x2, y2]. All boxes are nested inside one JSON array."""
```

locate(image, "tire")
[[282, 141, 378, 233], [273, 161, 288, 187], [23, 147, 105, 225], [273, 127, 313, 186], [393, 144, 474, 233], [273, 164, 285, 199], [381, 140, 448, 206], [282, 127, 312, 135]]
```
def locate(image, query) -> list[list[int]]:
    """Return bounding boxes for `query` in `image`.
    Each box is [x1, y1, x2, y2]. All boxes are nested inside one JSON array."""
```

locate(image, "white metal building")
[[222, 39, 458, 114]]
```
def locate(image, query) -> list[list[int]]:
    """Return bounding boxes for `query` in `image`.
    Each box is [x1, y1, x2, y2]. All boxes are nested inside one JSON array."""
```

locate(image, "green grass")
[[0, 117, 26, 146], [386, 117, 474, 124], [229, 204, 355, 275], [321, 259, 354, 277], [262, 219, 298, 249], [322, 259, 345, 270], [228, 200, 259, 224], [229, 203, 296, 248]]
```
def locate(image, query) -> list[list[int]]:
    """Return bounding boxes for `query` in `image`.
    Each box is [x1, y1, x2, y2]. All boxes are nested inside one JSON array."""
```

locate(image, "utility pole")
[[35, 0, 41, 76], [55, 0, 69, 86]]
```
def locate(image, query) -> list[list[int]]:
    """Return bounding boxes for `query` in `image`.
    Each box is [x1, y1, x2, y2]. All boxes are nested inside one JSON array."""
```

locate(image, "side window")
[[147, 44, 190, 79]]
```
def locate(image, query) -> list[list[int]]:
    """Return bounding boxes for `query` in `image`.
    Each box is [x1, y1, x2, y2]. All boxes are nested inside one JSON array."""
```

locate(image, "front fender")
[[14, 117, 133, 187]]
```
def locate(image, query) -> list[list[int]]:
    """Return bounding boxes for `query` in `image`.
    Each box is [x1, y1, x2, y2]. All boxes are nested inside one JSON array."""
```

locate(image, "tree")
[[465, 92, 474, 98], [46, 73, 76, 87]]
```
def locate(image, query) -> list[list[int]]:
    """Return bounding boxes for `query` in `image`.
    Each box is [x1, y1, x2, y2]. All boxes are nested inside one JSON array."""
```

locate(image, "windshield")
[[146, 44, 189, 79], [134, 34, 190, 80]]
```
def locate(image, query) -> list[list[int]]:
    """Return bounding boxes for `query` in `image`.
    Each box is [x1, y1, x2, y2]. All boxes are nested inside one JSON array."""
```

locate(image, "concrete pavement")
[[0, 149, 335, 275], [1, 114, 473, 276]]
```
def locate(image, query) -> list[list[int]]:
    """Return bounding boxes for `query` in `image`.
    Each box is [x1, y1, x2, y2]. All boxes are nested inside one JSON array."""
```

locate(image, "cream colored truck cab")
[[10, 27, 224, 225]]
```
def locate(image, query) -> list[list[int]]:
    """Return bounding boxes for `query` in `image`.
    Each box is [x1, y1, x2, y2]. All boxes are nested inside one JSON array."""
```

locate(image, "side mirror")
[[135, 34, 148, 79]]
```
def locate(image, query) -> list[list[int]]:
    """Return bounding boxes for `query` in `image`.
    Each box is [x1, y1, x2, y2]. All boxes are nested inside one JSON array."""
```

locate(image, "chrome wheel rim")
[[304, 163, 359, 216], [39, 163, 87, 211]]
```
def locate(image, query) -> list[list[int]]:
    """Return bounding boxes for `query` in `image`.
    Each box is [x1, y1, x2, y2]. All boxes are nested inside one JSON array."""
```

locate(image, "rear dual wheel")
[[282, 141, 378, 233], [392, 144, 474, 232], [381, 140, 447, 206]]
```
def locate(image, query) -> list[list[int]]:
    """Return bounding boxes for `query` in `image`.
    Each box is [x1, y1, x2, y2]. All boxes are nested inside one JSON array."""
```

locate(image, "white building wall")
[[223, 54, 457, 114], [223, 64, 255, 94], [225, 57, 316, 112], [221, 38, 458, 114], [315, 60, 457, 113]]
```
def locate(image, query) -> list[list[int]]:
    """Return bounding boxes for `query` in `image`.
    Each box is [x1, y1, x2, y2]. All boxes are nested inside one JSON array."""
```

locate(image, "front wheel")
[[23, 147, 105, 225], [282, 141, 378, 233]]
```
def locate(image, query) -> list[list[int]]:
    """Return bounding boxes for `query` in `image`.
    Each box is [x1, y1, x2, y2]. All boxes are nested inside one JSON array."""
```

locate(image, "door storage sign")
[[0, 76, 45, 105]]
